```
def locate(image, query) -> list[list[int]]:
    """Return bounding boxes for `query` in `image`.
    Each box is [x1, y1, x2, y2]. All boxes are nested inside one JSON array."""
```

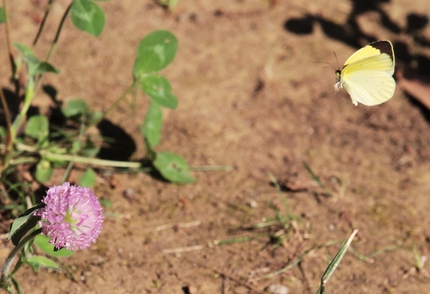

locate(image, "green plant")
[[0, 0, 195, 213], [316, 230, 358, 294], [1, 183, 102, 293]]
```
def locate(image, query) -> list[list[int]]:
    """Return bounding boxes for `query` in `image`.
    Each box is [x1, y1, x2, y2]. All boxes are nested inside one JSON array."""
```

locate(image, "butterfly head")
[[334, 69, 343, 92]]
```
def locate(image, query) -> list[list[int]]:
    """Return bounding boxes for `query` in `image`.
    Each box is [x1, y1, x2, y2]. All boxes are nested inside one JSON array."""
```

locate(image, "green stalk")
[[2, 0, 19, 89], [87, 83, 137, 130], [32, 0, 55, 47], [45, 1, 72, 63], [0, 228, 42, 290], [61, 114, 87, 183], [0, 83, 12, 151], [10, 78, 35, 146], [35, 1, 72, 89]]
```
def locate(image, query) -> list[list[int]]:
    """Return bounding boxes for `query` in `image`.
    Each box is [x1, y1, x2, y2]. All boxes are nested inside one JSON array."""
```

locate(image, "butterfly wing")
[[344, 40, 395, 68], [338, 41, 396, 106], [342, 70, 396, 106]]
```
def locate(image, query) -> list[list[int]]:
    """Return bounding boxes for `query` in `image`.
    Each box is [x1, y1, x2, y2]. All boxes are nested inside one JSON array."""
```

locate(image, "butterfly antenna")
[[333, 52, 340, 70], [311, 61, 336, 71]]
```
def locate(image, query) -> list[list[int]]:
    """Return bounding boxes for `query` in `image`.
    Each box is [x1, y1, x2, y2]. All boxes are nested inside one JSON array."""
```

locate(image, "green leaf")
[[24, 115, 49, 144], [79, 168, 96, 188], [153, 152, 195, 183], [158, 0, 180, 11], [32, 61, 59, 76], [34, 235, 74, 257], [99, 199, 112, 208], [140, 74, 178, 109], [35, 159, 53, 184], [141, 101, 162, 149], [71, 0, 105, 37], [62, 99, 89, 118], [70, 140, 81, 154], [27, 256, 60, 272], [133, 30, 178, 77], [0, 7, 6, 23], [80, 137, 99, 157], [316, 230, 358, 294], [90, 110, 103, 124], [14, 43, 59, 76], [14, 43, 33, 57], [8, 204, 44, 246], [0, 126, 6, 142]]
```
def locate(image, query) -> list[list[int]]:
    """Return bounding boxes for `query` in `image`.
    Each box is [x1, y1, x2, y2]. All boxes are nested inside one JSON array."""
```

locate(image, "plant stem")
[[61, 115, 87, 183], [0, 89, 12, 150], [2, 0, 19, 92], [1, 0, 21, 153], [45, 1, 72, 63], [11, 142, 147, 169], [32, 0, 54, 47], [34, 1, 72, 90], [46, 153, 142, 171], [0, 228, 42, 289], [10, 79, 35, 144], [43, 150, 145, 168], [190, 165, 232, 171], [88, 83, 137, 129]]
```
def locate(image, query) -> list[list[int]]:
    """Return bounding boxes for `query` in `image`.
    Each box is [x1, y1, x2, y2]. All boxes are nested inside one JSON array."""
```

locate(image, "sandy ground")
[[2, 0, 430, 293]]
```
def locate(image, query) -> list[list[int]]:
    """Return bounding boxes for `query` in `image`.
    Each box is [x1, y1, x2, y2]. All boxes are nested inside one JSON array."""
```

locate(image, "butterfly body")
[[334, 40, 396, 106]]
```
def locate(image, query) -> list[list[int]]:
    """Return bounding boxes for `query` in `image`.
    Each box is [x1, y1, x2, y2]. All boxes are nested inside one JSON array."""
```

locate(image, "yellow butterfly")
[[334, 40, 396, 106]]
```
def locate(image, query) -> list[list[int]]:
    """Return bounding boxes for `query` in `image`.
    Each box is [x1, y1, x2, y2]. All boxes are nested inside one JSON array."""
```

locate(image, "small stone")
[[266, 284, 288, 294], [247, 200, 258, 208]]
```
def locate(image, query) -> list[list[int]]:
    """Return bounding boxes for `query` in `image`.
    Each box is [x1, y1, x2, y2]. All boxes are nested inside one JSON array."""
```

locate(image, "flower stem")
[[0, 228, 42, 290], [61, 115, 87, 183]]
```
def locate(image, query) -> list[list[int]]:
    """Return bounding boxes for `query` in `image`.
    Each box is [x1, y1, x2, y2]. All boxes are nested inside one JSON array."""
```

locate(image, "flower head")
[[35, 182, 103, 251]]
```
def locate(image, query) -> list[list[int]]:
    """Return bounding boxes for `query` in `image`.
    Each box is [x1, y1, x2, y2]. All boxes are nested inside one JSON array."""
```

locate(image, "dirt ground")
[[2, 0, 430, 293]]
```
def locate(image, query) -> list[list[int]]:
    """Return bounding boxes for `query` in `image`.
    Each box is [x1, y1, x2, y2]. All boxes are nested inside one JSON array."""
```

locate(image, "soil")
[[2, 0, 430, 293]]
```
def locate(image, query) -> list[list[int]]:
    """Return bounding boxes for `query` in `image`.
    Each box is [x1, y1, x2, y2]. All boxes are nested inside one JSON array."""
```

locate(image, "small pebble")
[[247, 200, 258, 208], [123, 188, 135, 201], [266, 284, 288, 294]]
